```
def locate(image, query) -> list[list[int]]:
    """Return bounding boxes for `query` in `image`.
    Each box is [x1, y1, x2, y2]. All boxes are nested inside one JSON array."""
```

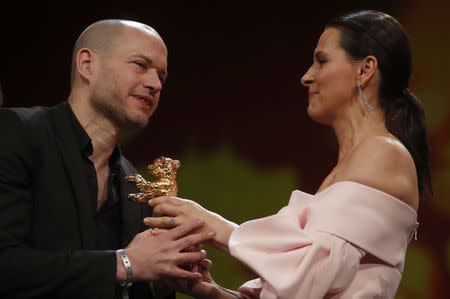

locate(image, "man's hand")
[[117, 218, 215, 282]]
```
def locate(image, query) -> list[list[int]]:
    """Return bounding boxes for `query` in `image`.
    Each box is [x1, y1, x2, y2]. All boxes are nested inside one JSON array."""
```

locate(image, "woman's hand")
[[144, 196, 238, 253], [162, 259, 250, 299], [162, 259, 221, 299]]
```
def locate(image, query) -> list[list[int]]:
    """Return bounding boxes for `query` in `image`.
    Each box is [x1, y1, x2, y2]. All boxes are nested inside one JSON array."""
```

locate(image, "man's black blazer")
[[0, 102, 164, 298]]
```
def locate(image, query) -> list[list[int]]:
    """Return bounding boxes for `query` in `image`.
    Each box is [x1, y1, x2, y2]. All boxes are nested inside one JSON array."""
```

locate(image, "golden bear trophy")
[[125, 156, 181, 202]]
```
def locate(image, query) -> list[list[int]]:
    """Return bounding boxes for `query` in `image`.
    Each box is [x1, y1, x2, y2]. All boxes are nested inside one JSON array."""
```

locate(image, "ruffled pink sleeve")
[[228, 182, 417, 299], [229, 191, 363, 298]]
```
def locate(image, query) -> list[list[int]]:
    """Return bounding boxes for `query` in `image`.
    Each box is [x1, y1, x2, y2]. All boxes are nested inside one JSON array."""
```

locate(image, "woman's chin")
[[307, 107, 328, 125]]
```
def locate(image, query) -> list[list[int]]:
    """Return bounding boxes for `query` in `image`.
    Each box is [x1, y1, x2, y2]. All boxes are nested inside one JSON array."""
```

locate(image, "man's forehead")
[[120, 21, 160, 38], [112, 22, 168, 69], [121, 26, 166, 51]]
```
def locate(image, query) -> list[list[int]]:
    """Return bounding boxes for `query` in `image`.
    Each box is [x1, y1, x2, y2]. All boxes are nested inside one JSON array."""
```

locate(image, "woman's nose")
[[300, 67, 314, 86]]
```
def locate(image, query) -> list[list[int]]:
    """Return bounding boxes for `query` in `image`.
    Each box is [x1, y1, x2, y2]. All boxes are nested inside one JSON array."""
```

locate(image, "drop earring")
[[357, 81, 374, 111]]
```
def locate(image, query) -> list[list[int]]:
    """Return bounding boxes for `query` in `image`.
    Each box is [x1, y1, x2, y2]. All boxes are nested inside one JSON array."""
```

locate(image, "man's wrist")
[[116, 249, 133, 287], [116, 252, 126, 281]]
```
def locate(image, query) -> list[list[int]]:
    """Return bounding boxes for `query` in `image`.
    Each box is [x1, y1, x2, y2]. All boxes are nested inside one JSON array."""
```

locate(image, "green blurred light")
[[396, 245, 432, 298], [174, 145, 297, 297]]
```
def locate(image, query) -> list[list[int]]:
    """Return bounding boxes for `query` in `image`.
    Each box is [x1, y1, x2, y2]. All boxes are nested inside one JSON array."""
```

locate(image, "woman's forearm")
[[217, 286, 251, 299], [208, 211, 238, 254]]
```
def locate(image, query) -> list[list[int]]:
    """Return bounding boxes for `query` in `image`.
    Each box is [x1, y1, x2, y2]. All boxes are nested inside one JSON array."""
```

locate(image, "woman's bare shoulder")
[[338, 136, 419, 210]]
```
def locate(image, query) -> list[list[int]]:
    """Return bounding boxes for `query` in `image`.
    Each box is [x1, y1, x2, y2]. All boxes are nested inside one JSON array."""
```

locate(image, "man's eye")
[[317, 60, 326, 65], [134, 62, 147, 69]]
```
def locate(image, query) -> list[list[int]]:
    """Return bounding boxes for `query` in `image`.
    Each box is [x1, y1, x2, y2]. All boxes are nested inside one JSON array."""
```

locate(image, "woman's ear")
[[76, 48, 96, 83], [357, 55, 378, 87]]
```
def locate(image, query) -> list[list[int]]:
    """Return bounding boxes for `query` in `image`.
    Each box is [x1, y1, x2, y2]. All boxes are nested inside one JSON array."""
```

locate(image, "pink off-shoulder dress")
[[228, 181, 418, 299]]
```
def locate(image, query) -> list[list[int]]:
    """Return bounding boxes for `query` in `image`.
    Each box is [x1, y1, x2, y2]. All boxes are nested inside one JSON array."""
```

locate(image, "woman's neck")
[[332, 104, 387, 161]]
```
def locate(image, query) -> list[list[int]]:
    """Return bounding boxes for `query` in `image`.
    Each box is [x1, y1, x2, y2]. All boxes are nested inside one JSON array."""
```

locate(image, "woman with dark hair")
[[145, 10, 432, 298]]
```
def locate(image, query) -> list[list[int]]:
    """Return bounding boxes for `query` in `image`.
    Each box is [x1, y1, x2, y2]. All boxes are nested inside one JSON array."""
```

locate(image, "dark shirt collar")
[[64, 102, 93, 156], [64, 102, 121, 168], [109, 146, 122, 170]]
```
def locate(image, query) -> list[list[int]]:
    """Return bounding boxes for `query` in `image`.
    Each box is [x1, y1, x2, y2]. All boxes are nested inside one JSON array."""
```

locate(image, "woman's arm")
[[146, 196, 238, 253], [162, 259, 252, 299]]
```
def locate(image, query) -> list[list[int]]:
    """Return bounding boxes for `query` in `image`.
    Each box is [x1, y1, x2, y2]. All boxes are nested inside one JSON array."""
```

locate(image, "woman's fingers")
[[144, 227, 168, 237], [151, 202, 180, 217], [144, 215, 178, 229], [149, 196, 197, 217], [145, 219, 213, 252], [182, 243, 203, 252], [177, 250, 207, 266], [169, 267, 202, 280], [167, 218, 206, 240], [176, 230, 215, 249], [143, 218, 205, 240], [149, 196, 184, 207], [199, 259, 213, 272]]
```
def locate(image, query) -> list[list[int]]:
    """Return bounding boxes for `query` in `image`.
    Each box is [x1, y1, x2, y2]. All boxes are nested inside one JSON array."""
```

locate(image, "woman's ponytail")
[[327, 10, 433, 197], [385, 91, 432, 196]]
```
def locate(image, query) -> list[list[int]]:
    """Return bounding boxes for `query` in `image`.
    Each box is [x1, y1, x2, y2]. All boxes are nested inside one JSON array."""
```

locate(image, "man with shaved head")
[[0, 19, 213, 299]]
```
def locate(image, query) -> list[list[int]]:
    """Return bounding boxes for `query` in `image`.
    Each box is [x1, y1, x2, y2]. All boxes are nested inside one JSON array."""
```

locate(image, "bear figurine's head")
[[147, 156, 181, 180]]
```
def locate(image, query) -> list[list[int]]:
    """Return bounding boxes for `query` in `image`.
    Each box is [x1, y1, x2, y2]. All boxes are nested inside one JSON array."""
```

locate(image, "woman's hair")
[[326, 10, 432, 197]]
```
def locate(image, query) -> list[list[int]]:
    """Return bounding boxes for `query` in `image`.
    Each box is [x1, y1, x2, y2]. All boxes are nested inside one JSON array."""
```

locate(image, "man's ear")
[[357, 55, 378, 87], [76, 48, 96, 82]]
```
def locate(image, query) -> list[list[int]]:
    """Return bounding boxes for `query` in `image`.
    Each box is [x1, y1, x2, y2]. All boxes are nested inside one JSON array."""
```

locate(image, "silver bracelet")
[[117, 249, 133, 288]]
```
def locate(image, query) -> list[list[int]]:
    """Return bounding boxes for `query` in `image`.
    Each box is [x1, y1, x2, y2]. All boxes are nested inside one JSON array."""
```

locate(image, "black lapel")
[[116, 157, 147, 247], [48, 102, 97, 249]]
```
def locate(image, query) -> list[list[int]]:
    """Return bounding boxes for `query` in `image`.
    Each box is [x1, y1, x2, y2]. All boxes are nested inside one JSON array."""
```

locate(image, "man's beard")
[[91, 87, 149, 129]]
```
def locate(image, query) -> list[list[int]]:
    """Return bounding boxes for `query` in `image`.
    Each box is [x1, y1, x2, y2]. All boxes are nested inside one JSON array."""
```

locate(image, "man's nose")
[[144, 69, 162, 93]]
